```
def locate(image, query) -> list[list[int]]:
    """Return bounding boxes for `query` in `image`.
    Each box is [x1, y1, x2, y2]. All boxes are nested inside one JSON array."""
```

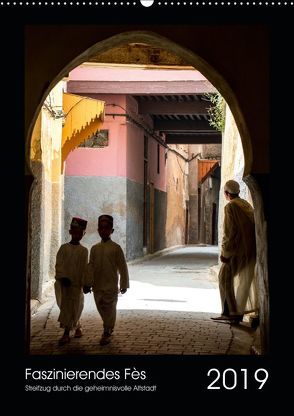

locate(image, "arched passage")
[[26, 31, 253, 176], [25, 29, 269, 354]]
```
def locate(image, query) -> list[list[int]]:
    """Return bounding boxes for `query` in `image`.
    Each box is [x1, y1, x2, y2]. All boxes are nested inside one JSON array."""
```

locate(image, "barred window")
[[79, 130, 109, 148]]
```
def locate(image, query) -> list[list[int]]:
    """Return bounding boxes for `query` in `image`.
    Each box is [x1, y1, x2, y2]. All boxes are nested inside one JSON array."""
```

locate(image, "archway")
[[26, 29, 268, 354], [26, 31, 253, 176]]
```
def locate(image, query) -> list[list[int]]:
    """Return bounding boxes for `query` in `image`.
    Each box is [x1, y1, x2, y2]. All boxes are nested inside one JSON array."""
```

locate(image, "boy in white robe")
[[212, 180, 258, 323], [55, 217, 88, 345], [84, 215, 129, 346]]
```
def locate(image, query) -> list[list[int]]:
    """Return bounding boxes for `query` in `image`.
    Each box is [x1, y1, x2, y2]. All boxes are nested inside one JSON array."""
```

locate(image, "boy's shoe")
[[99, 331, 112, 346], [211, 314, 243, 322], [58, 334, 70, 346], [229, 315, 243, 324], [74, 328, 83, 338], [211, 315, 231, 321]]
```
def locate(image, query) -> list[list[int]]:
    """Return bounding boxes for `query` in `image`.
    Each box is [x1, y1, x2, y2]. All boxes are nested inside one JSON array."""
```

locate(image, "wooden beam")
[[154, 119, 215, 131], [138, 100, 210, 115], [166, 134, 221, 144], [67, 80, 216, 95]]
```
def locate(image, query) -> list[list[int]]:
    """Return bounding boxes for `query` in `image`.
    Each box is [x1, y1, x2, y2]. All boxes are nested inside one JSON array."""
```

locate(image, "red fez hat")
[[71, 217, 87, 229], [98, 215, 113, 226]]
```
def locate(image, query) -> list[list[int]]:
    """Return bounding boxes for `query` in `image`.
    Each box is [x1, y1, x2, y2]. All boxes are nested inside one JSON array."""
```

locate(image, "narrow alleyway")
[[30, 245, 255, 355]]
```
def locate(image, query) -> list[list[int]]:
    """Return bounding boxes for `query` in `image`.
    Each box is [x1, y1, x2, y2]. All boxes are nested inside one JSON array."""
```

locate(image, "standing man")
[[212, 180, 258, 323]]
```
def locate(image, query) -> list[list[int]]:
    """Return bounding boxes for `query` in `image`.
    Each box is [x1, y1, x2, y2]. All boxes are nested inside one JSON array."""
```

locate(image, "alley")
[[30, 245, 255, 355]]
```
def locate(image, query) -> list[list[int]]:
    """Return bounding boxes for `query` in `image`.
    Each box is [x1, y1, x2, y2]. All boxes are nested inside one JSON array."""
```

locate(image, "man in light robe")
[[55, 217, 88, 345], [212, 180, 258, 323], [84, 214, 129, 346]]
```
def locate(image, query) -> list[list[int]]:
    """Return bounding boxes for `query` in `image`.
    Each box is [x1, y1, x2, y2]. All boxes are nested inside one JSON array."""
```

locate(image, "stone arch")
[[26, 30, 268, 354]]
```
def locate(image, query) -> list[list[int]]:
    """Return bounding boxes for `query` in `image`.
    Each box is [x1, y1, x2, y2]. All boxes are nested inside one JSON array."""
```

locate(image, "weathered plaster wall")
[[30, 160, 45, 299], [126, 179, 144, 260], [40, 83, 63, 287], [199, 175, 220, 245], [202, 144, 222, 159], [126, 95, 144, 185], [244, 175, 269, 354], [148, 137, 167, 193], [30, 82, 63, 299], [188, 145, 202, 243], [166, 145, 189, 247], [154, 189, 167, 252], [219, 105, 252, 248], [64, 176, 127, 254]]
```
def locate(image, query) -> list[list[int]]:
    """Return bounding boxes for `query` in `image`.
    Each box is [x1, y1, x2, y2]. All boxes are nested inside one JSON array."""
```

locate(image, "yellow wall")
[[30, 81, 63, 182], [42, 83, 64, 182], [29, 81, 64, 297]]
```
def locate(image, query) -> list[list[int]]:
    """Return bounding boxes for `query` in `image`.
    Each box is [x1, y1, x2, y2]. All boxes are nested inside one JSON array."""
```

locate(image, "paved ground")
[[30, 245, 256, 355]]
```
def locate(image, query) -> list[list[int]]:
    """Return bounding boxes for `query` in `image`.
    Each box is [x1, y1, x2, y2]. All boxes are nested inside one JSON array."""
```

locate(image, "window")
[[79, 129, 109, 148]]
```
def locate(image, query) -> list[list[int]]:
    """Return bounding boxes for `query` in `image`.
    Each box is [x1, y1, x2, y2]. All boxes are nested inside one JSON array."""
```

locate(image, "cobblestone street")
[[30, 246, 255, 355]]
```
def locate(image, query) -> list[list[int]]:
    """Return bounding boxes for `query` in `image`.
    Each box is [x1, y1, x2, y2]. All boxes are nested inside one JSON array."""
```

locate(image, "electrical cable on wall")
[[105, 103, 168, 149]]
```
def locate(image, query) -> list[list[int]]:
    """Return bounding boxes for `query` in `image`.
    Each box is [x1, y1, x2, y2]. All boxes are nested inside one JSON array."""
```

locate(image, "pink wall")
[[69, 66, 206, 82], [125, 96, 166, 191], [65, 87, 166, 191], [65, 128, 127, 176], [65, 95, 127, 176]]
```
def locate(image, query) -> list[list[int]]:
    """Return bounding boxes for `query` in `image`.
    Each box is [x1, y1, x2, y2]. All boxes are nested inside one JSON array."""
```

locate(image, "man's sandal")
[[74, 328, 83, 338], [58, 334, 70, 346]]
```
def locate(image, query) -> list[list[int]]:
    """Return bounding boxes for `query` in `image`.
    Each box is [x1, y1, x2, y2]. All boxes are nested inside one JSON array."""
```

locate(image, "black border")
[[1, 1, 290, 403]]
